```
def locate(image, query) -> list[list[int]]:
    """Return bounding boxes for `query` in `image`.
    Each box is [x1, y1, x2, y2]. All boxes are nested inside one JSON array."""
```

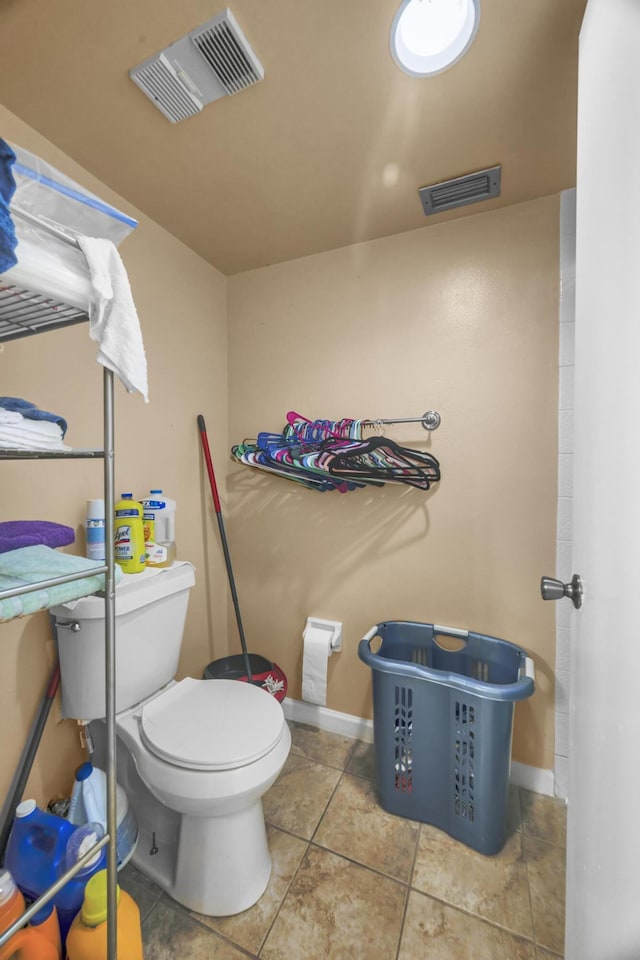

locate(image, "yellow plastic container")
[[114, 494, 146, 574], [65, 871, 143, 960], [0, 869, 61, 960]]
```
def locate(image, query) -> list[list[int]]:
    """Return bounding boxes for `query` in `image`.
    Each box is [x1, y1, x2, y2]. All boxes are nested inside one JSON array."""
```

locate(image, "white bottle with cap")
[[141, 490, 176, 567], [67, 762, 138, 869], [85, 499, 105, 562]]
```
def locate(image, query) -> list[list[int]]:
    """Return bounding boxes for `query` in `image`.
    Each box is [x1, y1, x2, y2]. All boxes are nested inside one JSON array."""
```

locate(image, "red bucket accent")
[[204, 655, 288, 703]]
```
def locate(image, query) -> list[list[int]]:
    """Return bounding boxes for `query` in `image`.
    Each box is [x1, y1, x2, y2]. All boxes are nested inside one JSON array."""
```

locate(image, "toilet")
[[51, 561, 291, 917]]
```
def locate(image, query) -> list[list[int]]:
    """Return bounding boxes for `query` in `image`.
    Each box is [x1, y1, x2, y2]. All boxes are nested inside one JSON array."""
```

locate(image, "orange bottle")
[[0, 868, 61, 960], [65, 870, 142, 960]]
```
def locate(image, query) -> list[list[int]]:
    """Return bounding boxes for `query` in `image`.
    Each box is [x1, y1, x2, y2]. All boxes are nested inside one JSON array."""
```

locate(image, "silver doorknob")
[[540, 574, 583, 609]]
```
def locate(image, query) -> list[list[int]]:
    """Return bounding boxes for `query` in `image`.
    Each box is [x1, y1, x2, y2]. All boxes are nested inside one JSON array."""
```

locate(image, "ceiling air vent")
[[191, 13, 264, 95], [418, 165, 501, 216], [130, 54, 203, 124], [129, 9, 264, 123]]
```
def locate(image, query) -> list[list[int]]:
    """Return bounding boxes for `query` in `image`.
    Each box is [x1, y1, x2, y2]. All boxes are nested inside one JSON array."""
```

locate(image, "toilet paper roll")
[[302, 625, 333, 706]]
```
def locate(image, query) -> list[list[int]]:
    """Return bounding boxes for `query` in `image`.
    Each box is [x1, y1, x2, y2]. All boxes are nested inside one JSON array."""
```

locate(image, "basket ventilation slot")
[[393, 686, 413, 793], [454, 700, 475, 821], [419, 165, 501, 216], [412, 646, 430, 667], [192, 19, 263, 94], [472, 659, 490, 682]]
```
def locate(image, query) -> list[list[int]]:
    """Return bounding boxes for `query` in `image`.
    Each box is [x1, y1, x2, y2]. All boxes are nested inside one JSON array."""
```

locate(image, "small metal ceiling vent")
[[129, 9, 264, 123], [419, 165, 501, 216]]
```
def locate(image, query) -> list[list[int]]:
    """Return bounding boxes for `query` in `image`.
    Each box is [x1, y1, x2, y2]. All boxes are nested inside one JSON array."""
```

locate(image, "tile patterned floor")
[[121, 722, 567, 959]]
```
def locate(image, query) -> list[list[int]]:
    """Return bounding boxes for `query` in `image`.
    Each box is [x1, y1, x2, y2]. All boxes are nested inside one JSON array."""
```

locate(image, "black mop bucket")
[[198, 414, 288, 703]]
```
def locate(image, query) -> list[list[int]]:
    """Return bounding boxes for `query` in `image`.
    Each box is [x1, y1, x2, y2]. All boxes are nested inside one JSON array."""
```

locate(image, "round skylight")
[[390, 0, 480, 77]]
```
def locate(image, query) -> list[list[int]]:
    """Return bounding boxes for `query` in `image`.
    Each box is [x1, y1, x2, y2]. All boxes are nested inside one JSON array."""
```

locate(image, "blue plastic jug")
[[4, 800, 75, 903], [4, 801, 106, 945]]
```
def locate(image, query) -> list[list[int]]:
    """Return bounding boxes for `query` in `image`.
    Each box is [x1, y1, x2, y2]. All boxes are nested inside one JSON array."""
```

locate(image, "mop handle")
[[197, 415, 253, 682], [197, 414, 222, 513]]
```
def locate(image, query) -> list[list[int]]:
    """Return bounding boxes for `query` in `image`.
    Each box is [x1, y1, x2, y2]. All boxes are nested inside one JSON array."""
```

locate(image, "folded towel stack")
[[0, 397, 70, 451], [0, 137, 18, 274], [0, 543, 122, 621], [0, 520, 75, 554]]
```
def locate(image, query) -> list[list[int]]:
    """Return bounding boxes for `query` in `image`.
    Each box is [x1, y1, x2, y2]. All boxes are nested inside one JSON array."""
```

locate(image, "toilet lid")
[[140, 677, 286, 771]]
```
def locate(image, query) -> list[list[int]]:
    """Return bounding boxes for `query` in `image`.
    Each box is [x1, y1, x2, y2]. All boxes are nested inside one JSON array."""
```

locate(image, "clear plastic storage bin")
[[1, 142, 138, 312], [358, 621, 535, 855]]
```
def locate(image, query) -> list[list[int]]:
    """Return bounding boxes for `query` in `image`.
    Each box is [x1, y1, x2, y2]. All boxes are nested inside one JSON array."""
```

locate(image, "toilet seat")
[[140, 677, 286, 771]]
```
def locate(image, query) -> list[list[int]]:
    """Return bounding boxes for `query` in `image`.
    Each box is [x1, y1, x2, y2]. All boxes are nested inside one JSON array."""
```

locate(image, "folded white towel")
[[0, 410, 23, 425], [78, 236, 149, 403], [0, 420, 70, 450]]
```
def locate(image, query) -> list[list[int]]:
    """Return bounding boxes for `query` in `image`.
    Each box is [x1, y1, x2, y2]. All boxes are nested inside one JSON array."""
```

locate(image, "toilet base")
[[133, 799, 272, 916], [89, 703, 290, 918]]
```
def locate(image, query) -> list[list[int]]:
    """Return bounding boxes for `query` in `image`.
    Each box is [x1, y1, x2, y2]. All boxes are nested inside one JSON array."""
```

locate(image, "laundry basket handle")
[[358, 623, 535, 703], [525, 656, 535, 682]]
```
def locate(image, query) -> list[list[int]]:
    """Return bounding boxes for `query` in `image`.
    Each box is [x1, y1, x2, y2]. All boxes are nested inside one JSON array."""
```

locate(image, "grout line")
[[520, 827, 539, 953], [406, 886, 537, 948], [148, 894, 260, 959], [309, 766, 345, 844], [393, 822, 421, 960], [306, 836, 414, 888], [256, 838, 311, 957], [393, 882, 411, 960]]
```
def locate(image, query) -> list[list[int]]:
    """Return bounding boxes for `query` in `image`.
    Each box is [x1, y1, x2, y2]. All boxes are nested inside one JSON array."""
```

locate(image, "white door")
[[565, 0, 640, 956]]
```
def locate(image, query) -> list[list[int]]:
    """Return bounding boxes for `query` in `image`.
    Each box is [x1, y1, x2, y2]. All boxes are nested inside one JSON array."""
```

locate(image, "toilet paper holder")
[[303, 617, 343, 652]]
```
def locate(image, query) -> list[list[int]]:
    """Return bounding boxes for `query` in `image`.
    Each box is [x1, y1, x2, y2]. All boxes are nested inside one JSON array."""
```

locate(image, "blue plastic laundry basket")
[[358, 621, 535, 856]]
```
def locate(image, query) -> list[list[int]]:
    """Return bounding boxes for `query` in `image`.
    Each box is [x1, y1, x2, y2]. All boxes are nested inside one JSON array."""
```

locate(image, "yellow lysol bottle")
[[113, 494, 146, 574]]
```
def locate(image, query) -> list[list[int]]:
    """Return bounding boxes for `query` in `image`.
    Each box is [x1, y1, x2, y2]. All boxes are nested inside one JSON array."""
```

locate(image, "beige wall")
[[0, 106, 229, 807], [228, 197, 559, 771], [0, 103, 560, 808]]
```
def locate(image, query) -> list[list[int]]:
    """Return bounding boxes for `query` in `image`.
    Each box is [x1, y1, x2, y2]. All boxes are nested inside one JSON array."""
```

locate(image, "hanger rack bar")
[[364, 410, 441, 432]]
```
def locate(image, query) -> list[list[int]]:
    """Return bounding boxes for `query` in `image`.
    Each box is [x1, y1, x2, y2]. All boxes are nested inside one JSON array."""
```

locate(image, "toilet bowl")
[[52, 562, 291, 916]]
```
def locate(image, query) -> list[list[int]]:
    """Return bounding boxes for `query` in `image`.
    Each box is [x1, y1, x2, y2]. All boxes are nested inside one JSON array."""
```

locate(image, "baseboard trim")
[[510, 760, 556, 798], [283, 698, 556, 797], [283, 698, 374, 742]]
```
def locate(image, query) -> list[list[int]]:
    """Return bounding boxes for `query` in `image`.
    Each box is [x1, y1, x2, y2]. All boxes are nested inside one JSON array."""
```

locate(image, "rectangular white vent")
[[192, 12, 264, 95], [419, 165, 501, 216], [130, 54, 203, 124], [129, 9, 264, 123]]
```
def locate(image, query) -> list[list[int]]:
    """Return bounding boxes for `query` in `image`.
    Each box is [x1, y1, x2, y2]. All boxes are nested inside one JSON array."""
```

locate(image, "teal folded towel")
[[0, 544, 122, 621]]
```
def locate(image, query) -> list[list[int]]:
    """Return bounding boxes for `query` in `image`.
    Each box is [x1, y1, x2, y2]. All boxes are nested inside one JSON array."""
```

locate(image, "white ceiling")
[[0, 0, 587, 275]]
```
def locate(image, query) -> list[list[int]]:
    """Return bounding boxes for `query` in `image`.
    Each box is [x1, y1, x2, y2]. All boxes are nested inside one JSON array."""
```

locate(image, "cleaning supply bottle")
[[114, 494, 146, 574], [54, 822, 107, 945], [141, 489, 176, 567], [67, 763, 138, 870], [4, 801, 76, 910], [84, 498, 105, 562], [65, 870, 143, 960], [0, 869, 61, 960]]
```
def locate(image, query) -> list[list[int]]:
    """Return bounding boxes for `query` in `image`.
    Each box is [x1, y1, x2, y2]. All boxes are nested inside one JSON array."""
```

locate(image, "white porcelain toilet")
[[51, 561, 291, 916]]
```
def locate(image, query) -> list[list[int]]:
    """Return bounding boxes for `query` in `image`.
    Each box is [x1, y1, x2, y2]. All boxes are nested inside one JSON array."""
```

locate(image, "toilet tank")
[[51, 561, 196, 720]]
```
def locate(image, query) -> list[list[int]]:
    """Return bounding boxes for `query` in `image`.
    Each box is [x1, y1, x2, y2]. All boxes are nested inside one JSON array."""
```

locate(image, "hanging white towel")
[[77, 236, 149, 403]]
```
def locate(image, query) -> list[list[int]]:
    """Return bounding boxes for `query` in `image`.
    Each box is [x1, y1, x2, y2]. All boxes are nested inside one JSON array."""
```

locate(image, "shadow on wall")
[[225, 464, 440, 615]]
